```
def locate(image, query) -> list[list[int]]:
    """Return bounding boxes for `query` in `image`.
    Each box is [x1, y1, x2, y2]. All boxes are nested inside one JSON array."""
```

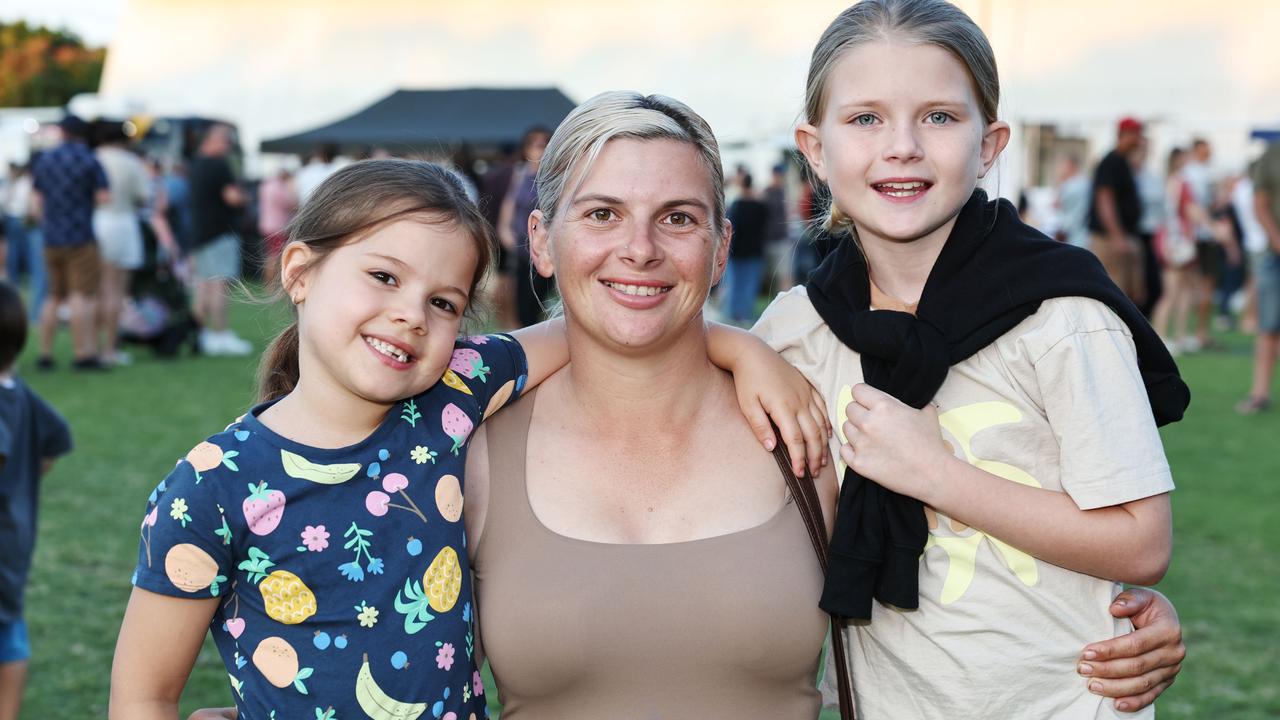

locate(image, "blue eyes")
[[849, 112, 954, 126]]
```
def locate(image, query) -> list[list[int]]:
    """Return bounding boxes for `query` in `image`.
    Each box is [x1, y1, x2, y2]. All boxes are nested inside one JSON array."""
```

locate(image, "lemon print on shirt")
[[928, 400, 1040, 604]]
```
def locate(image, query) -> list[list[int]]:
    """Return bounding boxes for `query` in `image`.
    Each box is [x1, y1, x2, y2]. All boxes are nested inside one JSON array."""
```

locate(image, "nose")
[[620, 219, 662, 267], [390, 296, 429, 335], [883, 121, 923, 163]]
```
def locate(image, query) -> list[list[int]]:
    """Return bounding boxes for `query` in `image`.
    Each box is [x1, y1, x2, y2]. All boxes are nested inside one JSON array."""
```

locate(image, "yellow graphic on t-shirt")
[[925, 401, 1041, 604], [835, 385, 855, 477]]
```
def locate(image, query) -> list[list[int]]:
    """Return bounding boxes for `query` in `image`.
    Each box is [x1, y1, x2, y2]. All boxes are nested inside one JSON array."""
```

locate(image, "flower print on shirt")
[[299, 525, 329, 552], [435, 642, 455, 670], [129, 333, 527, 719]]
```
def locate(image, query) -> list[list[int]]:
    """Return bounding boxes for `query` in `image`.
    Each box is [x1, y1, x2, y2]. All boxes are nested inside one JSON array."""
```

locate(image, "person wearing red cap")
[[1088, 117, 1148, 306]]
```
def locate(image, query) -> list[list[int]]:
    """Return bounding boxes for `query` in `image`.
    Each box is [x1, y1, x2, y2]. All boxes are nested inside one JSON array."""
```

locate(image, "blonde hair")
[[804, 0, 1000, 234], [535, 91, 726, 237]]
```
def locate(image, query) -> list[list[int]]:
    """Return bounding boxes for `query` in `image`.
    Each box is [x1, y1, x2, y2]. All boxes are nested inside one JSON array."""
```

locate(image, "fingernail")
[[1082, 650, 1097, 661], [1113, 599, 1128, 607], [1077, 663, 1093, 676], [764, 438, 775, 450], [1089, 681, 1103, 694], [1116, 702, 1130, 711]]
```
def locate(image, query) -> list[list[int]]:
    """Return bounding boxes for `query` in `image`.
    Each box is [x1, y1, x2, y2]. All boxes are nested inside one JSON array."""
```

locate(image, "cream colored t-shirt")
[[753, 286, 1173, 720]]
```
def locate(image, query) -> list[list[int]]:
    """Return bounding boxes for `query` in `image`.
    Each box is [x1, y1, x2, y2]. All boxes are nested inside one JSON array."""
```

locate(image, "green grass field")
[[14, 297, 1280, 718]]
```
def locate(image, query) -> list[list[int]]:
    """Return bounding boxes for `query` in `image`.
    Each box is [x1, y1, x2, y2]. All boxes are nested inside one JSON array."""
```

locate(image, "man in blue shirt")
[[31, 115, 109, 371]]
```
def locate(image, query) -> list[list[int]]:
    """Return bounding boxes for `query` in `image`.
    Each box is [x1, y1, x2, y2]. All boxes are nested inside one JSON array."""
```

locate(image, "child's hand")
[[839, 383, 952, 499], [734, 359, 831, 477], [706, 322, 830, 476]]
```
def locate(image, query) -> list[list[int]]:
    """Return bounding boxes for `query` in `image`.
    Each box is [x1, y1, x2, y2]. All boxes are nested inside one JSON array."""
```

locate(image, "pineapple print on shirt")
[[131, 334, 527, 720]]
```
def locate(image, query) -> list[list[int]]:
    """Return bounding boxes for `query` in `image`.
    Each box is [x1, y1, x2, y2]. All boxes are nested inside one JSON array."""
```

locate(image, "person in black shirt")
[[723, 173, 770, 324], [188, 124, 251, 356], [1088, 117, 1146, 305]]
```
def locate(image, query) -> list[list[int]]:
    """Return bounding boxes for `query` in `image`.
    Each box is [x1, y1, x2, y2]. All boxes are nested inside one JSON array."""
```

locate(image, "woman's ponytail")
[[256, 322, 300, 403]]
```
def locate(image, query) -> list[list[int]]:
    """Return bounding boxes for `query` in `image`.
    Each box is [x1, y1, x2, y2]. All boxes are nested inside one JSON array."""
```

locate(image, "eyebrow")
[[835, 99, 970, 112], [570, 194, 711, 213], [367, 252, 410, 269]]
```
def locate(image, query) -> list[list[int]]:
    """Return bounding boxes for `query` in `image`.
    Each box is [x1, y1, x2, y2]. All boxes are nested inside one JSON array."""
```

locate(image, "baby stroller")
[[119, 220, 200, 357]]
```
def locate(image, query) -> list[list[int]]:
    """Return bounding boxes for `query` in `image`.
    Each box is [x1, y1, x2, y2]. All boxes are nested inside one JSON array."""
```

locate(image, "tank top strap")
[[476, 387, 541, 555]]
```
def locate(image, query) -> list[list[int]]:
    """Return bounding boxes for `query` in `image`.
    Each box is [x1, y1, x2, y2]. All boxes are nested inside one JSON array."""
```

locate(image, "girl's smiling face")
[[797, 39, 1008, 251], [284, 216, 478, 411]]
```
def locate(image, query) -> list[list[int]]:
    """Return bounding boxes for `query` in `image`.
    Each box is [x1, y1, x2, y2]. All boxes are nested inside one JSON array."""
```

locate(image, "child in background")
[[0, 280, 73, 720], [754, 1, 1188, 717], [111, 159, 826, 719]]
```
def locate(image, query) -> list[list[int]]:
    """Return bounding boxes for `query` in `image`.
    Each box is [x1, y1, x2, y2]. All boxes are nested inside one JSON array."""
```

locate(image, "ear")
[[794, 123, 828, 182], [528, 209, 555, 279], [711, 219, 732, 287], [279, 241, 315, 303], [978, 120, 1011, 179]]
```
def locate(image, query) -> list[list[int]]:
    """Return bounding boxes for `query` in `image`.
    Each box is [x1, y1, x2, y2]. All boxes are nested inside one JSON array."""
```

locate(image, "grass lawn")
[[15, 295, 1280, 718]]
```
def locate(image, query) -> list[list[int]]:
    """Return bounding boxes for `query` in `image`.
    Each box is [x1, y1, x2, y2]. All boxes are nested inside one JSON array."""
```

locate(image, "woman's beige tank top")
[[473, 391, 827, 719]]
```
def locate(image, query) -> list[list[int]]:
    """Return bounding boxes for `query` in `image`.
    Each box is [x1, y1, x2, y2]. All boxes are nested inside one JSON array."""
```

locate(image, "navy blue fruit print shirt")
[[132, 334, 527, 720]]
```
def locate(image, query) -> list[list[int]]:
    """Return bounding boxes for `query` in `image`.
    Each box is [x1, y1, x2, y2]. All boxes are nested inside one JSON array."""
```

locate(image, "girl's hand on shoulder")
[[839, 384, 952, 498], [715, 325, 830, 476], [1077, 588, 1186, 713]]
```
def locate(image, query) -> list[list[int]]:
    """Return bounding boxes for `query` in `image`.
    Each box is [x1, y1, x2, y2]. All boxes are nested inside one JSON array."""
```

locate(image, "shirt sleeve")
[[131, 454, 237, 599], [32, 390, 73, 460], [91, 158, 109, 191], [444, 334, 529, 422], [1027, 299, 1174, 510], [1252, 146, 1280, 197], [750, 285, 835, 394]]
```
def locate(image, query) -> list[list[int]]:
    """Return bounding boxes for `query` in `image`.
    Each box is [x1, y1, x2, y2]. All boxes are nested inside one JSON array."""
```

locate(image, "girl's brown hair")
[[257, 159, 493, 403]]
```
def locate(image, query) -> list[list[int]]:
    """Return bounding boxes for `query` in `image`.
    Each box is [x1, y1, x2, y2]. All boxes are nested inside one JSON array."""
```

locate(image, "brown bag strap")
[[770, 427, 855, 720]]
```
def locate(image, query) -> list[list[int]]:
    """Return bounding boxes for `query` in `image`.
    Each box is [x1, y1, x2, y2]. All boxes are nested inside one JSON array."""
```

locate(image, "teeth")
[[604, 281, 667, 297], [364, 336, 409, 363], [876, 181, 927, 197]]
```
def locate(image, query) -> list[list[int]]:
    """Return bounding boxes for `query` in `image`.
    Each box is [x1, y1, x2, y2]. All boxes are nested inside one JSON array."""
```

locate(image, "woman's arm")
[[707, 323, 830, 477], [841, 384, 1172, 585], [509, 319, 568, 395], [1079, 587, 1186, 713], [110, 587, 219, 720]]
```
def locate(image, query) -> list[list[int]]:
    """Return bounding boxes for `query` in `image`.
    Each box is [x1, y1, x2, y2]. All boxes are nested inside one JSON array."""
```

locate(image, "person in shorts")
[[31, 116, 108, 371], [0, 281, 73, 720], [1238, 140, 1280, 414], [188, 123, 251, 356]]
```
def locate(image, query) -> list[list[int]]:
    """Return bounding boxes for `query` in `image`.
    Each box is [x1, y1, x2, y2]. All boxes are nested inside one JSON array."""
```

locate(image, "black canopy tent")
[[259, 87, 577, 155]]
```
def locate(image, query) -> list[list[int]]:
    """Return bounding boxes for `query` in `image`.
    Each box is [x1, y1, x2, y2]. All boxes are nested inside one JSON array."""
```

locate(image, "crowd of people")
[[1045, 119, 1280, 415], [0, 116, 261, 373], [9, 2, 1280, 717]]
